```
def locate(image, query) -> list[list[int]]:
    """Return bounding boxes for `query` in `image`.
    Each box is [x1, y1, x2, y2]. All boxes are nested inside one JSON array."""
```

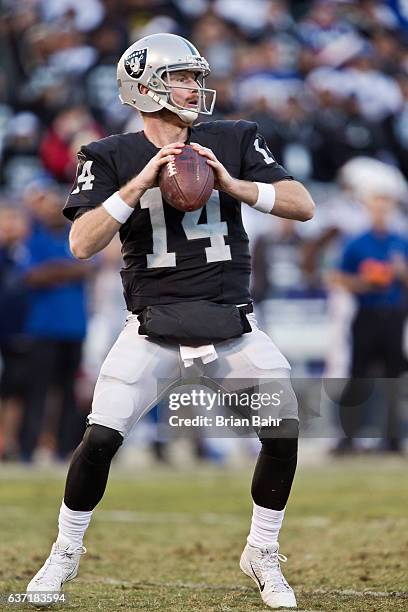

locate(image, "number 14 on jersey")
[[140, 188, 231, 268]]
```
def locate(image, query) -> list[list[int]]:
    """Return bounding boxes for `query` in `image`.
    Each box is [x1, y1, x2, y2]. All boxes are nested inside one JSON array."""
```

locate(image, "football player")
[[27, 33, 314, 609]]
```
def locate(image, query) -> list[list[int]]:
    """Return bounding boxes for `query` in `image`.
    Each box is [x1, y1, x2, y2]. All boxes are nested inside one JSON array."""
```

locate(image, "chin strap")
[[147, 90, 198, 124]]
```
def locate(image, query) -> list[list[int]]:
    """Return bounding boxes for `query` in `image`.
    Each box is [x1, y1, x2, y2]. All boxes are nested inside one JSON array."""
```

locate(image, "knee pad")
[[81, 424, 123, 465], [259, 418, 299, 459]]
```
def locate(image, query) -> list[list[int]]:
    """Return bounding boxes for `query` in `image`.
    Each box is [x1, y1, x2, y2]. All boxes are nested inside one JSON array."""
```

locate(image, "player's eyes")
[[171, 74, 199, 86]]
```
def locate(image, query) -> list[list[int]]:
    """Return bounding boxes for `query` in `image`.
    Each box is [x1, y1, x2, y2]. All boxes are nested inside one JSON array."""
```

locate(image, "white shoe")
[[27, 542, 86, 604], [240, 542, 297, 609]]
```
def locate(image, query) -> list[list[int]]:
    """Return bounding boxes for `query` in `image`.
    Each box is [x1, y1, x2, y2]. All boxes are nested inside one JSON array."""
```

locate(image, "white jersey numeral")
[[141, 189, 231, 269], [182, 191, 231, 263], [254, 138, 274, 165], [71, 160, 95, 193], [140, 188, 176, 268]]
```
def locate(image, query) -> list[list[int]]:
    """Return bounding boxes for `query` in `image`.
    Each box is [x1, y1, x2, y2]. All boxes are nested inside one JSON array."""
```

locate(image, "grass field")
[[0, 454, 407, 611]]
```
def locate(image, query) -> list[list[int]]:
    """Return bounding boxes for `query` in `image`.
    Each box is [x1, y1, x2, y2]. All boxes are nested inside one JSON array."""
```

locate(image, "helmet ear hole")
[[139, 83, 149, 95]]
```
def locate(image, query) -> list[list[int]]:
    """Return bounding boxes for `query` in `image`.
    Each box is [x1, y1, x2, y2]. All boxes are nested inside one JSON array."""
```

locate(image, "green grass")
[[0, 456, 407, 611]]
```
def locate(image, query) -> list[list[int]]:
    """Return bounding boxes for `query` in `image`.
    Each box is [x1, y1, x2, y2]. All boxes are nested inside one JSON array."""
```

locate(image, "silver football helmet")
[[117, 33, 216, 124]]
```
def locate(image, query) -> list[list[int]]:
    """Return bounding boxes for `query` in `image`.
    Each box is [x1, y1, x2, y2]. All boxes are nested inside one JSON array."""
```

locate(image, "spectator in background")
[[1, 112, 43, 193], [46, 27, 98, 78], [83, 17, 130, 130], [82, 235, 126, 383], [354, 0, 400, 31], [384, 72, 408, 177], [250, 96, 314, 181], [2, 0, 407, 186], [205, 77, 239, 120], [192, 13, 238, 79], [333, 186, 408, 453], [309, 87, 389, 181], [39, 0, 106, 33], [236, 38, 303, 115], [0, 204, 30, 461], [17, 23, 81, 122], [299, 0, 354, 52], [19, 180, 93, 462], [40, 106, 104, 182], [304, 157, 408, 378], [340, 45, 402, 122]]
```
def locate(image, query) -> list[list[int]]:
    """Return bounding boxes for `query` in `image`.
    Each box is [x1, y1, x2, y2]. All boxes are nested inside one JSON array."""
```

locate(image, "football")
[[159, 144, 214, 212]]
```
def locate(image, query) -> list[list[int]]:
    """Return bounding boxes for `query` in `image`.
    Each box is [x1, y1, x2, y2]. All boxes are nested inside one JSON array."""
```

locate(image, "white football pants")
[[88, 313, 297, 438]]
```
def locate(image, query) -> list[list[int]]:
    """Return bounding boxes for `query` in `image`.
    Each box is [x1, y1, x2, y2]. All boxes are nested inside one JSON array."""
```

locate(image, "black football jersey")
[[64, 120, 292, 312]]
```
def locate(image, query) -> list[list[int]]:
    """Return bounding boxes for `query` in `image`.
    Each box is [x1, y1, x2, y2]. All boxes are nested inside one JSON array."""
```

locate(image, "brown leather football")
[[159, 145, 214, 212]]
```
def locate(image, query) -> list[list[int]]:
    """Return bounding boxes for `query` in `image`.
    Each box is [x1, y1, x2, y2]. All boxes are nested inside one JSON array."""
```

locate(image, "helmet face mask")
[[147, 67, 216, 117], [117, 33, 216, 124]]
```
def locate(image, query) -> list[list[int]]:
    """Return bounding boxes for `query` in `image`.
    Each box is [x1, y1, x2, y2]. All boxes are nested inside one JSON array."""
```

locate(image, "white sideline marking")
[[84, 578, 408, 598], [6, 504, 408, 531], [5, 503, 404, 530]]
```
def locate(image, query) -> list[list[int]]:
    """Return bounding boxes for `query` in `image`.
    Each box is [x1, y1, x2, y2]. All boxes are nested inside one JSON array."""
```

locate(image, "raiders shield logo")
[[124, 48, 147, 79]]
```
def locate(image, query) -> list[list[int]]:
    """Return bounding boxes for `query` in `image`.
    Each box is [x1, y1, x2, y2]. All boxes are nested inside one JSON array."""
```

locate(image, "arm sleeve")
[[239, 122, 293, 183], [63, 141, 119, 222]]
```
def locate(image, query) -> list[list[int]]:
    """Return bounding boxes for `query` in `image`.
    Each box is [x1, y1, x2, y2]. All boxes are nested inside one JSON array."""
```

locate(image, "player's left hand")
[[190, 143, 234, 192]]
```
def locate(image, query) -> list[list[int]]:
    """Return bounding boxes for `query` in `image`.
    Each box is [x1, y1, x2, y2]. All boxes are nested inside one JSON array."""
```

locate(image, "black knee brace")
[[259, 419, 299, 459], [81, 424, 124, 465], [64, 425, 123, 511], [252, 419, 299, 511]]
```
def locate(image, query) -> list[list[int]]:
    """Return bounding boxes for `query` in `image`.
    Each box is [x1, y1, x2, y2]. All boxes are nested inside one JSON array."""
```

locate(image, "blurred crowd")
[[2, 0, 408, 189], [1, 0, 408, 463]]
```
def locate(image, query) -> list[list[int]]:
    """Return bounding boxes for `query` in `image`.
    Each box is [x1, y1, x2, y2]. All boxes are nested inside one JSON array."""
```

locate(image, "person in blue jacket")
[[20, 180, 94, 461], [336, 193, 408, 452]]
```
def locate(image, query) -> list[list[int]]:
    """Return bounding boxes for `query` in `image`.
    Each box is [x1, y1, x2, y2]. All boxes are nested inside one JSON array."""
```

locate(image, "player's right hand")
[[135, 142, 184, 191]]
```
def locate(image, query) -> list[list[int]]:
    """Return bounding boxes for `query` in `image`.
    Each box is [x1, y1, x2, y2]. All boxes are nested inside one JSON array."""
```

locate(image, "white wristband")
[[102, 191, 134, 224], [252, 182, 276, 214]]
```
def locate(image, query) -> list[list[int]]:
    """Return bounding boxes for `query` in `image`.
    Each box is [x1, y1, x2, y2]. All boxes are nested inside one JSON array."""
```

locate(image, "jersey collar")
[[141, 127, 192, 151]]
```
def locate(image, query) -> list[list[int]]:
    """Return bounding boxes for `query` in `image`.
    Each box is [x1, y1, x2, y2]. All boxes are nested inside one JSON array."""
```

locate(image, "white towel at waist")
[[179, 344, 218, 368]]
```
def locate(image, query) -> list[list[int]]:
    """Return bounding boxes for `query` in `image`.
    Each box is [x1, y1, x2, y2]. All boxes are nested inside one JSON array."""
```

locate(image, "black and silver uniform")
[[63, 120, 292, 312]]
